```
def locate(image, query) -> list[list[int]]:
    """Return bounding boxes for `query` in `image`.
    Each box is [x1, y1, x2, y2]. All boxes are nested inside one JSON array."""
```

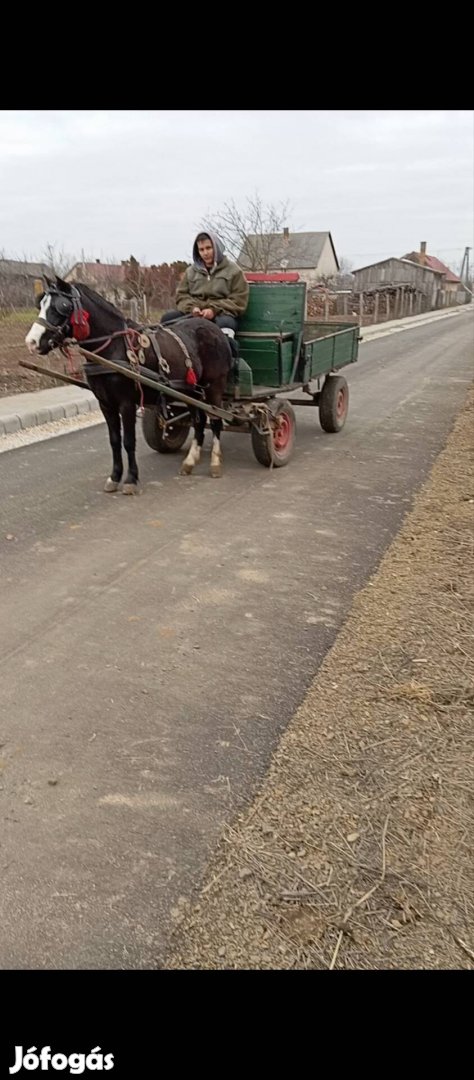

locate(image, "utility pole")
[[459, 246, 471, 285]]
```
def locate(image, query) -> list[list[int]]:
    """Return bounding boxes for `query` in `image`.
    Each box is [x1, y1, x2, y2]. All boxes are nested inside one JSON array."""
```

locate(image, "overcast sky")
[[0, 110, 472, 272]]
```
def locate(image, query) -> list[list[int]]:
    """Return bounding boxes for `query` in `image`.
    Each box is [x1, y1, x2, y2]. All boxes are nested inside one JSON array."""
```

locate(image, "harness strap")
[[159, 325, 193, 370], [159, 325, 197, 385], [147, 331, 171, 377]]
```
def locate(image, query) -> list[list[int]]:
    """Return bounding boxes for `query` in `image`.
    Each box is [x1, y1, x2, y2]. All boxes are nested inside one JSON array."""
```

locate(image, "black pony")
[[25, 276, 233, 492]]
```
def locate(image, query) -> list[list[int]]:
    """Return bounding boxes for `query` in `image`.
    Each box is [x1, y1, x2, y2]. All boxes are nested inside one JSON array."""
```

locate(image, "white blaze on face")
[[25, 294, 51, 352]]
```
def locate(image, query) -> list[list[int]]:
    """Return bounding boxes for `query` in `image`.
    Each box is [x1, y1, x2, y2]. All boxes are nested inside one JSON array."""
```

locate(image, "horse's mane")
[[75, 282, 128, 322]]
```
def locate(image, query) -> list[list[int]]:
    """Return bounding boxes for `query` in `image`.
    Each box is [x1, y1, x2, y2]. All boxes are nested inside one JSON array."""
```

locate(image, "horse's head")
[[25, 276, 89, 355]]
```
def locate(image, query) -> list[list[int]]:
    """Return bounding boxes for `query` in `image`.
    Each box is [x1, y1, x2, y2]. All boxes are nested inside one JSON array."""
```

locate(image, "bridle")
[[35, 285, 198, 393], [36, 284, 88, 347]]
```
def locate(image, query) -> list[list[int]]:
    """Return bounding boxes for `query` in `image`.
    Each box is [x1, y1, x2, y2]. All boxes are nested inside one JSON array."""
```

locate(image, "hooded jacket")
[[175, 230, 249, 317]]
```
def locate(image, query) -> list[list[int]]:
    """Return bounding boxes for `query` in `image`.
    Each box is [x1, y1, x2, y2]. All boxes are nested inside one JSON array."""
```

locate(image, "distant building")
[[352, 257, 443, 309], [0, 259, 51, 306], [65, 260, 128, 304], [352, 242, 470, 309], [402, 242, 469, 305], [238, 229, 339, 283]]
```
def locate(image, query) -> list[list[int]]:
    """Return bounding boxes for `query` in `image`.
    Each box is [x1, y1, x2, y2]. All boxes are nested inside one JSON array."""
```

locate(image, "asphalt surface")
[[0, 312, 472, 968]]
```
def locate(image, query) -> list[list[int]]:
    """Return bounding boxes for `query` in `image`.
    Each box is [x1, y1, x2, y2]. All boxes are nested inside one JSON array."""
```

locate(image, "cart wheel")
[[142, 407, 190, 453], [319, 375, 349, 433], [251, 400, 296, 468]]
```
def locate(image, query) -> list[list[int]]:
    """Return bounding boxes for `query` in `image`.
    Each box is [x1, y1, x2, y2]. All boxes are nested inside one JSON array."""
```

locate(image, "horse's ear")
[[55, 275, 71, 292], [43, 274, 53, 289]]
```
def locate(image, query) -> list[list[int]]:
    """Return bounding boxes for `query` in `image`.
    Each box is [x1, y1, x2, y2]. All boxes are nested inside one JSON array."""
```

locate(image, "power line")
[[345, 246, 467, 258]]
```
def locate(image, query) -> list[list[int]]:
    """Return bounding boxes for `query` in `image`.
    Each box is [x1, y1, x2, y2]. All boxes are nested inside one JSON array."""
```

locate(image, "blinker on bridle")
[[36, 284, 89, 343]]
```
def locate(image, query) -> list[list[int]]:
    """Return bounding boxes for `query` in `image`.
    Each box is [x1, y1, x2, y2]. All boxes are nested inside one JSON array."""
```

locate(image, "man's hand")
[[201, 308, 215, 320], [192, 307, 202, 316]]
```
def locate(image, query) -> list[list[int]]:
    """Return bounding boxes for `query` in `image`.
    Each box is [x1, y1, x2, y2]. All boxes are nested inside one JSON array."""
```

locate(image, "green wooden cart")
[[141, 275, 361, 468]]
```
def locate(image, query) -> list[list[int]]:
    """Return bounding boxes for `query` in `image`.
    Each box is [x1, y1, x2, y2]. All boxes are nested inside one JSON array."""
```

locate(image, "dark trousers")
[[161, 309, 237, 332]]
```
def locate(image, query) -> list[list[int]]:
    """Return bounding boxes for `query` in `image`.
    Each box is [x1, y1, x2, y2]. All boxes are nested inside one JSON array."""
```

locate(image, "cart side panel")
[[303, 319, 359, 341], [303, 322, 360, 380], [239, 339, 294, 385]]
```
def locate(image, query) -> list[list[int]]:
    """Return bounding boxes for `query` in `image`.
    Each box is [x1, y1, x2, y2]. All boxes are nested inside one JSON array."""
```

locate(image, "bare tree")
[[201, 193, 292, 270], [42, 242, 76, 278], [329, 256, 355, 289], [338, 256, 354, 274]]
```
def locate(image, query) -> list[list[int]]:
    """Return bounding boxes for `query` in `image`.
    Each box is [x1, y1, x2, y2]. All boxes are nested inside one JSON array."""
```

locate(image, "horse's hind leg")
[[180, 408, 205, 475], [121, 400, 140, 494], [207, 377, 226, 478], [99, 401, 123, 492], [209, 418, 223, 478]]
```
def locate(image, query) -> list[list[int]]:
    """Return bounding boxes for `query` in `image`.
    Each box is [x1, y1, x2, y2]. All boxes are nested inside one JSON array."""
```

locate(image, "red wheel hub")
[[273, 413, 292, 450], [336, 388, 347, 418]]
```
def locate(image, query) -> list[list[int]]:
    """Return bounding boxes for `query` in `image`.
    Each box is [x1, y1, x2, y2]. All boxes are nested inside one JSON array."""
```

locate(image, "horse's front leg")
[[121, 401, 140, 494], [99, 400, 123, 492], [180, 408, 206, 475]]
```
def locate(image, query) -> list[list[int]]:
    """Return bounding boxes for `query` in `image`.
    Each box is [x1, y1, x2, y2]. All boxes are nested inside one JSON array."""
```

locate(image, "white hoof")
[[210, 436, 223, 478], [181, 439, 201, 475], [123, 483, 140, 495], [104, 477, 119, 493]]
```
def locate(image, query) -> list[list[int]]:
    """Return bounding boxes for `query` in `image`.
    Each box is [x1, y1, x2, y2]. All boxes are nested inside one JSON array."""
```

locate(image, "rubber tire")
[[251, 400, 296, 468], [319, 375, 349, 433], [142, 407, 190, 453]]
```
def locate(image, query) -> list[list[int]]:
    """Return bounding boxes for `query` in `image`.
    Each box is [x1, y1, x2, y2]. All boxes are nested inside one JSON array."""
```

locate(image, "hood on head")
[[192, 230, 225, 270]]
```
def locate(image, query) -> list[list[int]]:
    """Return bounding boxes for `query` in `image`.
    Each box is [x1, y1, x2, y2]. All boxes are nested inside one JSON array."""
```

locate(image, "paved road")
[[0, 313, 472, 968]]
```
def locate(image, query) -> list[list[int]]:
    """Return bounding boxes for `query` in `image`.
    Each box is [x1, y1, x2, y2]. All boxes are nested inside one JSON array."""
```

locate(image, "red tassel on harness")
[[71, 309, 90, 341], [186, 367, 197, 385]]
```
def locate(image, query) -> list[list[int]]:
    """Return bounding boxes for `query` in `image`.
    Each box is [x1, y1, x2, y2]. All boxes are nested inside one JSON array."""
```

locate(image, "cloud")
[[0, 110, 472, 268]]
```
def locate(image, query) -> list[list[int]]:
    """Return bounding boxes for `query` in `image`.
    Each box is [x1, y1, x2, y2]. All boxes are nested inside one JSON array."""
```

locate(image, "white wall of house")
[[292, 245, 338, 285], [295, 241, 338, 282], [317, 236, 339, 277], [295, 269, 321, 285]]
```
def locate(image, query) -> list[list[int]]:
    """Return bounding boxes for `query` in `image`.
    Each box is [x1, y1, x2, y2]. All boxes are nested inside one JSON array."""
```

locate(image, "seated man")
[[161, 230, 249, 357]]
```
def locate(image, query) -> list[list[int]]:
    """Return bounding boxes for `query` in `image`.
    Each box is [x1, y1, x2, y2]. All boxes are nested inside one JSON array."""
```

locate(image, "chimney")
[[96, 258, 101, 264], [419, 241, 427, 266], [283, 227, 289, 242]]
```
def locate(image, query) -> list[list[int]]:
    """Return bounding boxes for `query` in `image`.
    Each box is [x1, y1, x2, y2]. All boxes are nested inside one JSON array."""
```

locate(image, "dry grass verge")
[[166, 386, 474, 969]]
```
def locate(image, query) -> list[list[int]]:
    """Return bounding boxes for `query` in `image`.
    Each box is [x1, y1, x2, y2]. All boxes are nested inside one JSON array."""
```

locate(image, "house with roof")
[[65, 260, 128, 304], [352, 256, 443, 309], [352, 243, 469, 310], [402, 243, 469, 305], [238, 228, 339, 283], [0, 258, 50, 279], [0, 258, 51, 306]]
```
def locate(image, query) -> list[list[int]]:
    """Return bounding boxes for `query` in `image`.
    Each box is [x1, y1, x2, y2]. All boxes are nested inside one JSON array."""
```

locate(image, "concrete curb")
[[360, 306, 470, 341], [0, 388, 100, 437]]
